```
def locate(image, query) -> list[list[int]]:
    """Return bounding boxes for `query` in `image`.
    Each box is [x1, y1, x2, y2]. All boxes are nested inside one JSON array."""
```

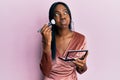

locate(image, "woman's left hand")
[[72, 58, 86, 68], [72, 52, 88, 74], [73, 51, 88, 68]]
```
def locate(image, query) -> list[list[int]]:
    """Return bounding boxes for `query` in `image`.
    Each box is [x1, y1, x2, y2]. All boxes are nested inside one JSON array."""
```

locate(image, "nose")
[[60, 13, 65, 19]]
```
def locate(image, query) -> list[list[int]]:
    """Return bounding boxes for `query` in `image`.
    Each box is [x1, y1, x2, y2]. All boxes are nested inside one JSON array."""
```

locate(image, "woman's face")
[[54, 4, 70, 28]]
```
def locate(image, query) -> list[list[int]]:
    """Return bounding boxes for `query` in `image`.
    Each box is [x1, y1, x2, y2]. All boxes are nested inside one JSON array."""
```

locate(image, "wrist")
[[43, 44, 51, 54], [42, 38, 51, 45]]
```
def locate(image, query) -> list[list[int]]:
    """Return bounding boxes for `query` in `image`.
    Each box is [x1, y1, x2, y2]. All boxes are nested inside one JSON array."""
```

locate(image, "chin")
[[60, 24, 69, 28], [59, 26, 68, 29], [56, 24, 69, 29]]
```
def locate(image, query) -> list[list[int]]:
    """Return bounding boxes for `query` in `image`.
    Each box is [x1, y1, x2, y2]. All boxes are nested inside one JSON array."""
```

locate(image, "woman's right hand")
[[40, 24, 52, 46]]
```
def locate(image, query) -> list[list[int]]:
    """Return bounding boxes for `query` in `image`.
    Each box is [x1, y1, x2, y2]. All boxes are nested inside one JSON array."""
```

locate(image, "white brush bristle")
[[51, 19, 55, 25]]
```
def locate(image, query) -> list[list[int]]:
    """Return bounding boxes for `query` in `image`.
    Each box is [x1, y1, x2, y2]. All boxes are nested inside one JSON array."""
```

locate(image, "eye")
[[54, 13, 60, 17], [64, 12, 67, 15], [64, 10, 68, 15]]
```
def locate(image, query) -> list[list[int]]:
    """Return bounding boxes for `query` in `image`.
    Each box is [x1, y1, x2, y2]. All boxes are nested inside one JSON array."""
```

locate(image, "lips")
[[60, 19, 67, 25]]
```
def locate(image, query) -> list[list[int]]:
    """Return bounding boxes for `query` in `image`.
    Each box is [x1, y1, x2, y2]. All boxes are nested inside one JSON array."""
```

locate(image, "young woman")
[[40, 2, 88, 80]]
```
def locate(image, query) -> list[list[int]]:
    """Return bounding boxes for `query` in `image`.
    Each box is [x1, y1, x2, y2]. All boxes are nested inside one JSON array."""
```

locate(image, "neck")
[[56, 28, 72, 37]]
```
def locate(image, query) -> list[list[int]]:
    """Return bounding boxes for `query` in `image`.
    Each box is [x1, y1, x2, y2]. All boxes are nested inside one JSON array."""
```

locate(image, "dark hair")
[[49, 2, 72, 59], [49, 2, 72, 29]]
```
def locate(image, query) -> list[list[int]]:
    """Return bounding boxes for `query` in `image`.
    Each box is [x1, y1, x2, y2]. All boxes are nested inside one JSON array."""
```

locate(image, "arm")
[[73, 37, 88, 74], [39, 24, 52, 76], [40, 51, 52, 76], [73, 57, 88, 74]]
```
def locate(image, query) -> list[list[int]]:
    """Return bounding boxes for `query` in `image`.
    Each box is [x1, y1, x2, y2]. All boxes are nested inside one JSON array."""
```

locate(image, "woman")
[[40, 2, 88, 80]]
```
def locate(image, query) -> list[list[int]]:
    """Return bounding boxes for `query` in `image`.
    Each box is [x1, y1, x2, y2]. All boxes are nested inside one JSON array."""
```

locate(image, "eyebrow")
[[54, 9, 68, 13]]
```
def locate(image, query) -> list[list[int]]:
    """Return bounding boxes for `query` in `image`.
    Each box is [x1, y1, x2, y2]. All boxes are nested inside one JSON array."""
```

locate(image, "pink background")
[[0, 0, 120, 80]]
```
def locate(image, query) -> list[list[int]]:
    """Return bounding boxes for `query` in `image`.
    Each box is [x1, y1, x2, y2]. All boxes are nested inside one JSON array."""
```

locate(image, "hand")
[[72, 52, 88, 68], [73, 58, 86, 68], [40, 24, 52, 45], [73, 58, 88, 74]]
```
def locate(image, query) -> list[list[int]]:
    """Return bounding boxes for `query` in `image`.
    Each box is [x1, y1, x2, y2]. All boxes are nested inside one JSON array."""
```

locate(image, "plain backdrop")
[[0, 0, 120, 80]]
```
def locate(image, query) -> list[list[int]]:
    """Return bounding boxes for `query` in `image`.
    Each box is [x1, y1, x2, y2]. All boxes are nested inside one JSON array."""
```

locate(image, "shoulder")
[[71, 31, 87, 49], [73, 31, 86, 40]]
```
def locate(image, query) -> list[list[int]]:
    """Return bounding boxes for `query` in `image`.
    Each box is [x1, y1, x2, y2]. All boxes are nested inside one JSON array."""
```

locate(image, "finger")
[[73, 61, 84, 67], [41, 24, 49, 33], [74, 59, 86, 65], [44, 27, 52, 33], [73, 59, 83, 64], [77, 58, 86, 64], [75, 58, 83, 62]]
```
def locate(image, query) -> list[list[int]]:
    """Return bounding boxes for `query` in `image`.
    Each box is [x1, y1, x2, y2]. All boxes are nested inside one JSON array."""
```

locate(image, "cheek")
[[54, 18, 60, 25], [55, 18, 60, 23], [66, 14, 70, 21], [67, 17, 70, 24]]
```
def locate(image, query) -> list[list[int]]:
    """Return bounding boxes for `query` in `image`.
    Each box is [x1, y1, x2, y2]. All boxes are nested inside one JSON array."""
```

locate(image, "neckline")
[[56, 31, 75, 57]]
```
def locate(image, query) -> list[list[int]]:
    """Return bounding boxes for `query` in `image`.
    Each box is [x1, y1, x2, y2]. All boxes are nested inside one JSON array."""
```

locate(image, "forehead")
[[54, 4, 67, 12]]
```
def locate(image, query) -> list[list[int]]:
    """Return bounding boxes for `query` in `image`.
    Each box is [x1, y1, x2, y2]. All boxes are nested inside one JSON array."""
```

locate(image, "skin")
[[40, 4, 87, 75], [53, 4, 73, 55]]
